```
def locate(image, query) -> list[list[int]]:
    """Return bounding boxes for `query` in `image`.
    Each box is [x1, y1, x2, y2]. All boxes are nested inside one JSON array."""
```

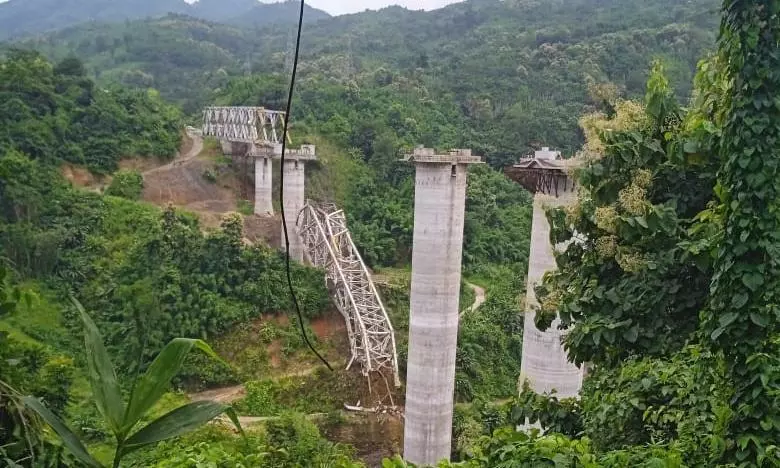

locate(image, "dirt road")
[[462, 282, 486, 316], [141, 130, 239, 228], [144, 129, 204, 175]]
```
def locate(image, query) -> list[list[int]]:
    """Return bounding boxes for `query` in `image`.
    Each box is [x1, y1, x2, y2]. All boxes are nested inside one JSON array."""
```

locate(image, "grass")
[[235, 368, 365, 417], [237, 199, 254, 216], [1, 282, 75, 351]]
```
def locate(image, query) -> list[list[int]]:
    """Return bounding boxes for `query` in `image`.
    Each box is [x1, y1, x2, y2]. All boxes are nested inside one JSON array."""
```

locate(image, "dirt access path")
[[141, 130, 239, 228], [144, 130, 203, 175], [142, 130, 283, 243], [461, 282, 486, 317], [469, 283, 486, 310]]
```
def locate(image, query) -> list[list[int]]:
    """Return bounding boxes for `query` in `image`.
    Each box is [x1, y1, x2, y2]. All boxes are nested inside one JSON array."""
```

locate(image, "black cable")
[[279, 0, 333, 371]]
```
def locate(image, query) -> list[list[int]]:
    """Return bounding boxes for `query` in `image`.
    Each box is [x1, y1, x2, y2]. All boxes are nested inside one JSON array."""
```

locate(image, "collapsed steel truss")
[[299, 202, 401, 386], [202, 106, 285, 144]]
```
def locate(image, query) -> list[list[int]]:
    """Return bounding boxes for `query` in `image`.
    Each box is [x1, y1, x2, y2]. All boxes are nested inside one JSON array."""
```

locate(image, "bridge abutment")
[[403, 148, 481, 466]]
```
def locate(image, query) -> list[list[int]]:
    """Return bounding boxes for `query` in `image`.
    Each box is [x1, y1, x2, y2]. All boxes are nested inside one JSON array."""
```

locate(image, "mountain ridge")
[[6, 0, 719, 162], [0, 0, 330, 40]]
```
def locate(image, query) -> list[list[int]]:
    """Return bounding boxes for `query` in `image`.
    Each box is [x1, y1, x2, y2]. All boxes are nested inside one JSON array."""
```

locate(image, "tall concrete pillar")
[[281, 159, 305, 262], [403, 148, 481, 466], [254, 157, 273, 215], [519, 192, 583, 398]]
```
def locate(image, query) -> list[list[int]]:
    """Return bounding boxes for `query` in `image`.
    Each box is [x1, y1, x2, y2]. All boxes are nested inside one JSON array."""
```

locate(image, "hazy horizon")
[[0, 0, 463, 17]]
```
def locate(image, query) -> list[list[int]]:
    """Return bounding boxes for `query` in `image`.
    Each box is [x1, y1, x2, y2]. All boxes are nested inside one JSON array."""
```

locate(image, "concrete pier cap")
[[402, 146, 484, 165], [402, 146, 481, 466]]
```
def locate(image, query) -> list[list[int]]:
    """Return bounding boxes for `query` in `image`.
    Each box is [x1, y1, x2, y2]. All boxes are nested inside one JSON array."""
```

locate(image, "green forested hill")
[[12, 0, 719, 163], [0, 0, 329, 41], [0, 50, 181, 173]]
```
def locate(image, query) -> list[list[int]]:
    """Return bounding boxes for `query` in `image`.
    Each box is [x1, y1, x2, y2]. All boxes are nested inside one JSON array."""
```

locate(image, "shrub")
[[105, 170, 144, 200]]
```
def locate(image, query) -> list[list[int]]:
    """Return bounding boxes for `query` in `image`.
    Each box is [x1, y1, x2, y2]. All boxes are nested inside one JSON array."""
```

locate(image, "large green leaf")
[[122, 338, 221, 434], [21, 396, 103, 468], [72, 297, 125, 434], [121, 401, 240, 455]]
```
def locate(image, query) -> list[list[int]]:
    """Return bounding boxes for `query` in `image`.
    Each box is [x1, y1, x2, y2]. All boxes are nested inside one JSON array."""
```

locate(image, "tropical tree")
[[23, 299, 243, 468]]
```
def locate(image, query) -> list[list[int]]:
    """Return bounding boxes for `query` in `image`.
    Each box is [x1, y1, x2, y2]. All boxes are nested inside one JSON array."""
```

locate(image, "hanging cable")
[[279, 0, 333, 371]]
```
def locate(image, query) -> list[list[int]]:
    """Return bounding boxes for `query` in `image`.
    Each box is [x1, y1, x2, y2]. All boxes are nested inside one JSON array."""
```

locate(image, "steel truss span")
[[299, 202, 401, 387], [202, 106, 285, 144]]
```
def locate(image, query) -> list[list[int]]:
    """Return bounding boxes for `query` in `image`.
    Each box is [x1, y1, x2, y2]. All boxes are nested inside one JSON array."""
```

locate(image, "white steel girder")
[[202, 106, 286, 145], [298, 202, 401, 387]]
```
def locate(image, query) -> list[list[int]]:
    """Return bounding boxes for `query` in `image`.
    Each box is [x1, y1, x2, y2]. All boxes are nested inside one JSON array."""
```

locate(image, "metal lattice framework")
[[298, 202, 401, 386], [202, 106, 285, 144]]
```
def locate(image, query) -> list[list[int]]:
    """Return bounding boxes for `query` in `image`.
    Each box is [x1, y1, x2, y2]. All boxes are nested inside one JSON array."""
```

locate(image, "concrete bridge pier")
[[281, 158, 306, 262], [220, 140, 233, 156], [254, 157, 273, 215], [519, 192, 583, 398], [253, 143, 280, 216], [403, 148, 482, 466], [504, 150, 585, 401]]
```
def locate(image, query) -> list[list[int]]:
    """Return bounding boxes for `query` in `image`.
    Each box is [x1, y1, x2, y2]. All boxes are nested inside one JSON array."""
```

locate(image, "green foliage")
[[37, 355, 75, 415], [0, 153, 329, 378], [456, 273, 524, 401], [236, 368, 364, 417], [0, 263, 75, 466], [383, 429, 687, 467], [175, 351, 237, 392], [536, 63, 716, 367], [201, 168, 217, 184], [512, 383, 583, 438], [23, 300, 243, 467], [0, 51, 181, 173], [105, 170, 144, 200], [236, 199, 253, 216], [452, 401, 512, 461], [464, 166, 533, 273], [264, 412, 361, 467], [699, 1, 780, 465], [458, 429, 686, 467], [19, 0, 717, 153], [0, 1, 330, 41], [135, 415, 360, 468], [580, 346, 730, 465]]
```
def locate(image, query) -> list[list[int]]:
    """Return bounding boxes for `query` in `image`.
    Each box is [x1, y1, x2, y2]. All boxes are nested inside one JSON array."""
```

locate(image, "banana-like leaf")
[[72, 297, 125, 435], [122, 338, 221, 433], [121, 401, 241, 455], [21, 396, 103, 468]]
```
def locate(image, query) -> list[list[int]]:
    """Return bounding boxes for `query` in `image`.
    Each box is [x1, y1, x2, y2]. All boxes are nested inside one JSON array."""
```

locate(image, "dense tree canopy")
[[0, 50, 181, 173]]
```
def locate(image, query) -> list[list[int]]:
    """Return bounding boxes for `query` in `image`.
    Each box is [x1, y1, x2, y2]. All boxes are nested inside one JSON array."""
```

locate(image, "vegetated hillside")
[[0, 0, 329, 41], [0, 50, 181, 173], [13, 0, 719, 163], [0, 47, 523, 466], [0, 50, 352, 465], [199, 0, 330, 27]]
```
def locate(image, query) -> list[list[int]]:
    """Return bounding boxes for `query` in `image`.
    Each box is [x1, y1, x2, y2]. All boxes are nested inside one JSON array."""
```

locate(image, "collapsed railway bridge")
[[202, 106, 401, 387]]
